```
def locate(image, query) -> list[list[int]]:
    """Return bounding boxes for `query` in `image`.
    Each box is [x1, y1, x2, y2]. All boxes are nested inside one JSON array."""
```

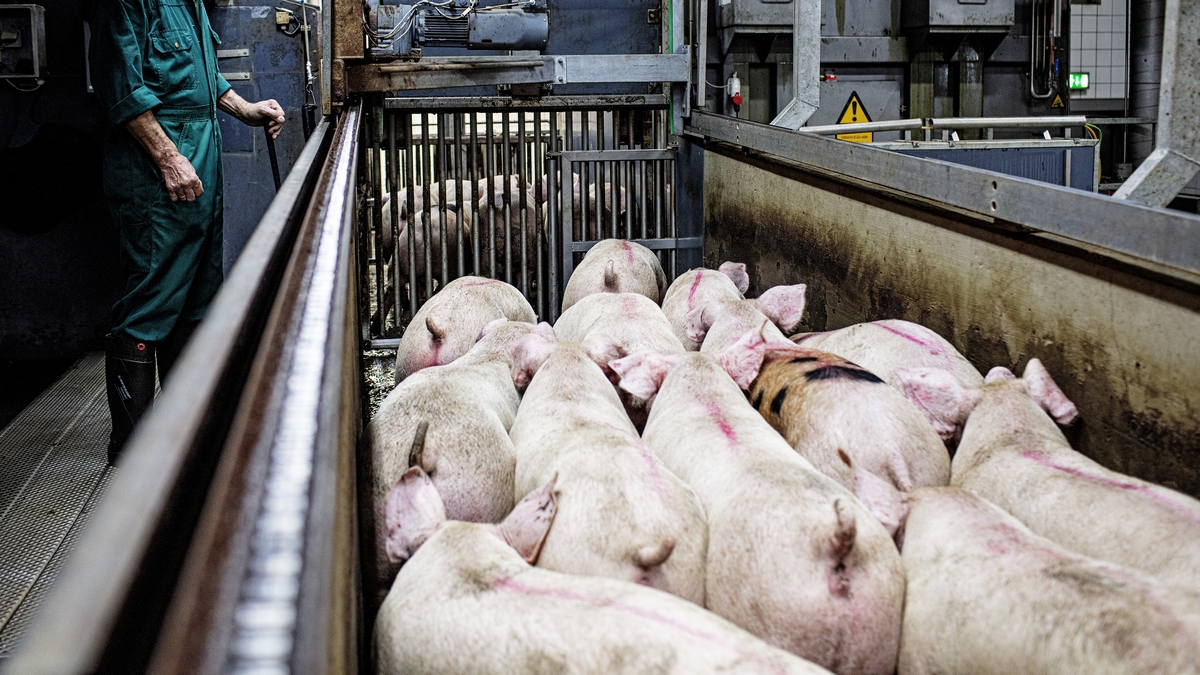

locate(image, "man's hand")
[[218, 89, 286, 138], [158, 151, 205, 202], [125, 110, 204, 202]]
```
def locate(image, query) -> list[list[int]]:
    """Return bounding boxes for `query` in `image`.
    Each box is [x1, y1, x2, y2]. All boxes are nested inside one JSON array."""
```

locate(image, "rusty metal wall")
[[703, 145, 1200, 497], [360, 103, 675, 331]]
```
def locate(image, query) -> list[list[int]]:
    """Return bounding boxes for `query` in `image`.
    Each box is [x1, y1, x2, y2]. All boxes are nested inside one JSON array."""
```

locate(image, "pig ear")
[[718, 261, 750, 295], [610, 351, 682, 401], [510, 334, 556, 390], [984, 366, 1016, 383], [896, 368, 981, 441], [477, 318, 508, 342], [1021, 359, 1079, 426], [385, 466, 447, 565], [838, 450, 906, 540], [582, 333, 628, 376], [684, 305, 713, 346], [498, 474, 558, 564], [533, 321, 558, 343], [755, 284, 807, 333], [718, 321, 770, 390]]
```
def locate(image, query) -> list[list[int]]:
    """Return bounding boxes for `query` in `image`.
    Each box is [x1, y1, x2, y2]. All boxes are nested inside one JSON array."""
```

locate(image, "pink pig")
[[561, 239, 668, 312], [612, 349, 905, 675], [660, 262, 751, 351], [899, 360, 1200, 590]]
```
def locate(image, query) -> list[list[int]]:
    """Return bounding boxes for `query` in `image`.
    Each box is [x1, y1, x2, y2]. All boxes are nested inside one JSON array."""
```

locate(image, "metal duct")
[[1115, 0, 1200, 207], [1129, 0, 1165, 167], [770, 0, 820, 129]]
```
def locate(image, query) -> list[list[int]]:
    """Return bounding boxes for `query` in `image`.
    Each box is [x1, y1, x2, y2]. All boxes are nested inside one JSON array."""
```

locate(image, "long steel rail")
[[6, 103, 363, 675]]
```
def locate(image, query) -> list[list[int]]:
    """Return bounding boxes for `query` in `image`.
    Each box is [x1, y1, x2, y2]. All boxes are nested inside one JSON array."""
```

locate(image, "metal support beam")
[[770, 0, 820, 129], [686, 111, 1200, 276], [1115, 0, 1200, 207]]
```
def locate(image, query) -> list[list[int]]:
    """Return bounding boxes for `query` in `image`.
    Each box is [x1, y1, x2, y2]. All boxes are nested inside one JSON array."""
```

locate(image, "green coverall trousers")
[[104, 109, 224, 342]]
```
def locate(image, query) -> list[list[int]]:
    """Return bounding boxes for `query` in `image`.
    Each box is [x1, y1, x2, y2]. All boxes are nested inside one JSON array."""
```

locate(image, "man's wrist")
[[151, 145, 180, 166]]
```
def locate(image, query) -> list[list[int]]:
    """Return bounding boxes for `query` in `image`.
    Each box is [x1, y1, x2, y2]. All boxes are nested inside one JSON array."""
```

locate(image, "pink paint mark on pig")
[[494, 577, 789, 675], [595, 419, 671, 505], [1021, 451, 1200, 526], [463, 279, 500, 286], [876, 322, 952, 364], [621, 240, 634, 264], [701, 400, 740, 457], [686, 273, 705, 310]]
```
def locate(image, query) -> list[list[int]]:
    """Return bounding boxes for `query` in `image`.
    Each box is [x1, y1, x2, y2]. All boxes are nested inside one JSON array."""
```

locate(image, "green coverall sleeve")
[[90, 0, 162, 125], [216, 73, 232, 100]]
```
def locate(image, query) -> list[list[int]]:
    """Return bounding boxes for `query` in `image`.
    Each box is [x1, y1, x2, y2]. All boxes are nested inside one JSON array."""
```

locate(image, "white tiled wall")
[[1070, 0, 1128, 100]]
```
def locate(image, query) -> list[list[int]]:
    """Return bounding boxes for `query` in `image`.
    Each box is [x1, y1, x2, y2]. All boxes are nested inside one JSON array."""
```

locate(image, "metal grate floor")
[[0, 353, 113, 657]]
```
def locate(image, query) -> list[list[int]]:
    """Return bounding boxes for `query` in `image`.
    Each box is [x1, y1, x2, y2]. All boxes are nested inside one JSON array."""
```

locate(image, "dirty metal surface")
[[704, 146, 1200, 498], [0, 353, 112, 656]]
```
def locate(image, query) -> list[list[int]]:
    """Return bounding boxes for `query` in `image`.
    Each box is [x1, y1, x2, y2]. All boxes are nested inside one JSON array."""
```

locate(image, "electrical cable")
[[6, 79, 42, 92], [705, 80, 729, 89]]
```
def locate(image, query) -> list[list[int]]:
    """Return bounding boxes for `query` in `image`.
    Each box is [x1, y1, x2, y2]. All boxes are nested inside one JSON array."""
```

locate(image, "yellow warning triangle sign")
[[836, 91, 873, 142], [1051, 94, 1065, 108]]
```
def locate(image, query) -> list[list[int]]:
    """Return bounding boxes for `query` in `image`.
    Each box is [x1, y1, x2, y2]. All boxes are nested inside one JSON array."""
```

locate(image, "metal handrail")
[[799, 118, 924, 136], [928, 116, 1087, 129], [6, 116, 337, 674]]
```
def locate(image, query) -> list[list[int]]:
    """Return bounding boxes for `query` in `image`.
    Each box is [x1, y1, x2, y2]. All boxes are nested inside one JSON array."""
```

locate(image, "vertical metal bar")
[[438, 113, 449, 287], [624, 158, 633, 238], [470, 111, 480, 274], [486, 112, 496, 277], [421, 113, 433, 299], [454, 112, 465, 278], [518, 112, 529, 297], [668, 157, 677, 278], [502, 112, 513, 285], [581, 112, 590, 243], [547, 112, 560, 321], [560, 155, 574, 306], [370, 104, 384, 336], [387, 111, 401, 331], [534, 112, 545, 318], [405, 113, 417, 314]]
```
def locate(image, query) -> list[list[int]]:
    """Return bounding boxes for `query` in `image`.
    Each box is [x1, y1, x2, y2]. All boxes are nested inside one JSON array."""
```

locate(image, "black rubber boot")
[[156, 320, 199, 383], [106, 333, 157, 465]]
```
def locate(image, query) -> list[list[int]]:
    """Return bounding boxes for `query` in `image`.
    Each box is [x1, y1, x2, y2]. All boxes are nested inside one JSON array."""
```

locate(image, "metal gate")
[[359, 98, 686, 336]]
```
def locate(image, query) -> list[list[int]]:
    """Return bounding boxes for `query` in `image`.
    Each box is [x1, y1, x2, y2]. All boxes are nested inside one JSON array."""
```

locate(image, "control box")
[[0, 4, 47, 80]]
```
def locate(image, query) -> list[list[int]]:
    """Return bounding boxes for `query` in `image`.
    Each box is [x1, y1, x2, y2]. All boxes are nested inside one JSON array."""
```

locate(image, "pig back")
[[951, 384, 1200, 591], [561, 239, 667, 311], [375, 523, 835, 675], [661, 269, 745, 351], [641, 356, 904, 675], [900, 487, 1200, 675], [395, 277, 535, 380], [749, 350, 950, 492], [796, 320, 983, 389], [555, 292, 684, 356]]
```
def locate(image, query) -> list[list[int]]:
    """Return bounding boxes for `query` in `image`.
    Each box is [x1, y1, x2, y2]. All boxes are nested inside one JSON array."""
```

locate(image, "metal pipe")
[[518, 111, 529, 296], [421, 113, 433, 299], [370, 105, 384, 332], [405, 113, 417, 314], [470, 111, 480, 274], [534, 112, 545, 317], [547, 112, 560, 320], [928, 116, 1087, 130], [486, 112, 496, 277], [438, 113, 448, 288], [800, 118, 925, 136], [1030, 0, 1054, 99], [387, 111, 401, 330], [503, 113, 513, 285], [1130, 0, 1166, 166]]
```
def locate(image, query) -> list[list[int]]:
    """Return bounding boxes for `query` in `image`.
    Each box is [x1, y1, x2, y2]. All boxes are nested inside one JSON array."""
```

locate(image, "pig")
[[375, 468, 834, 675], [368, 320, 557, 605], [660, 262, 751, 351], [507, 334, 708, 604], [554, 292, 684, 428], [474, 190, 540, 275], [727, 323, 950, 537], [687, 284, 810, 355], [793, 320, 984, 406], [561, 239, 668, 312], [394, 276, 536, 381], [899, 487, 1200, 675], [612, 349, 905, 675], [899, 359, 1200, 590]]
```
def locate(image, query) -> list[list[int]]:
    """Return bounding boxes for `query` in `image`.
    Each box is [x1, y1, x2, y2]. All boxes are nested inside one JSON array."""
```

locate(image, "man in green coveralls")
[[87, 0, 286, 463]]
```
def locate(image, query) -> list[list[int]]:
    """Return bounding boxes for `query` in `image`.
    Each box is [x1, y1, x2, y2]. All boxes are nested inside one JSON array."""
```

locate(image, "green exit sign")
[[1069, 72, 1090, 90]]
